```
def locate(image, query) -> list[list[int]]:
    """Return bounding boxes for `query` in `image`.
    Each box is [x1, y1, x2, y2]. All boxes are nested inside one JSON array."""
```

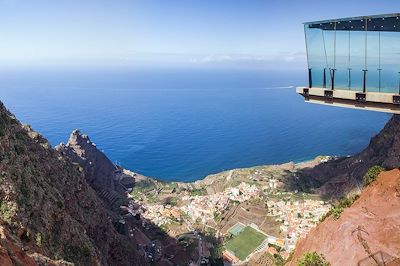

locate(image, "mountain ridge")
[[0, 101, 146, 265]]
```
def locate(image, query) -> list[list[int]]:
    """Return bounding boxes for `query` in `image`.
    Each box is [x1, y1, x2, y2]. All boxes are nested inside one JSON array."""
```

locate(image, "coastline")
[[129, 154, 333, 263], [129, 155, 334, 187]]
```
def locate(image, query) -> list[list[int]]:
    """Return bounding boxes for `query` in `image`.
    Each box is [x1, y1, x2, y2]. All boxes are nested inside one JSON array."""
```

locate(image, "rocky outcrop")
[[289, 115, 400, 198], [289, 169, 400, 265], [56, 130, 192, 265], [0, 102, 146, 265], [56, 130, 117, 191], [55, 130, 135, 212]]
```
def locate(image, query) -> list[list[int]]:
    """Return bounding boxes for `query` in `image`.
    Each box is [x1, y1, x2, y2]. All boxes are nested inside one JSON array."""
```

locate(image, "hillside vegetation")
[[0, 102, 145, 265]]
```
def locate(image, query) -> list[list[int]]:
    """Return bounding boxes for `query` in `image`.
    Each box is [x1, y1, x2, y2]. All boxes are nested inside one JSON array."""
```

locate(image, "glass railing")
[[304, 15, 400, 94]]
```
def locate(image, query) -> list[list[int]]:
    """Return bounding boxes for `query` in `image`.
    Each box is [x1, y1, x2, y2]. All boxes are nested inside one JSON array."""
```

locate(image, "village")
[[132, 163, 331, 264], [265, 197, 330, 252]]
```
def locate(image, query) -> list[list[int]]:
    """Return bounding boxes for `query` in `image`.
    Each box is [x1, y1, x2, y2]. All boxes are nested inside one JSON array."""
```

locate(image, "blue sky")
[[0, 0, 399, 69]]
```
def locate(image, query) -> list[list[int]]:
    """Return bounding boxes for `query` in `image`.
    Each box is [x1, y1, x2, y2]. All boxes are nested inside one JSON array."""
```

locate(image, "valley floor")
[[129, 156, 333, 264]]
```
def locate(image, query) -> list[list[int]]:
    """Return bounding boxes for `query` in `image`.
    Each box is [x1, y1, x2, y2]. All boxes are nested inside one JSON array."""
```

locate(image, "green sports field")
[[225, 226, 267, 261]]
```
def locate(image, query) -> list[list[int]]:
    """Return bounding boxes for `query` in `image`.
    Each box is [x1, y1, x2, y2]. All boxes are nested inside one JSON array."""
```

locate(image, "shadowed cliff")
[[287, 114, 400, 198]]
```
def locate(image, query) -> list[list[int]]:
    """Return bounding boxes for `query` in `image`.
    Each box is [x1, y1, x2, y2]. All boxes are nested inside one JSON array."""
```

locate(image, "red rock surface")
[[289, 169, 400, 265], [0, 226, 37, 266]]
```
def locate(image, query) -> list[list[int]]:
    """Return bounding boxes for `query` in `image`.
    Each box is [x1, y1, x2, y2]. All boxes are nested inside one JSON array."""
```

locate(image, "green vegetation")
[[35, 232, 42, 247], [158, 224, 169, 234], [0, 112, 16, 136], [145, 193, 158, 203], [168, 182, 178, 189], [0, 201, 17, 224], [163, 196, 178, 206], [178, 236, 198, 254], [160, 182, 179, 194], [213, 211, 222, 223], [320, 194, 360, 221], [290, 192, 322, 202], [297, 252, 330, 266], [205, 227, 230, 263], [63, 244, 91, 265], [225, 226, 266, 261], [204, 233, 224, 261], [190, 187, 207, 196], [129, 180, 157, 199], [363, 165, 385, 187], [269, 243, 282, 252], [273, 253, 285, 266]]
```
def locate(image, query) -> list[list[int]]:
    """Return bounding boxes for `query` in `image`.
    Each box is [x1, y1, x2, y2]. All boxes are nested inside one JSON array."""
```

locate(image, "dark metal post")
[[378, 68, 382, 92], [363, 69, 368, 93], [363, 18, 368, 93], [308, 68, 312, 88], [348, 68, 352, 90], [323, 68, 326, 88], [378, 32, 382, 92], [398, 72, 400, 94], [332, 21, 337, 91]]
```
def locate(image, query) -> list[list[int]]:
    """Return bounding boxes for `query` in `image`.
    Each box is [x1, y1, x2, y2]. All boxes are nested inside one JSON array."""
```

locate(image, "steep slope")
[[57, 129, 192, 265], [56, 130, 131, 212], [56, 130, 118, 191], [0, 102, 146, 265], [289, 169, 400, 265], [289, 114, 400, 198], [0, 224, 38, 266]]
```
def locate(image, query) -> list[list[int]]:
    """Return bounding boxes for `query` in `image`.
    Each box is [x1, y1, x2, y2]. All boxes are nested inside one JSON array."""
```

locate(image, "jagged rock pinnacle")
[[56, 129, 116, 190]]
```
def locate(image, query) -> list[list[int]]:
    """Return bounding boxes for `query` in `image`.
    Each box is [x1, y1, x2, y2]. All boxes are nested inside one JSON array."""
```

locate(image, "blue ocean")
[[0, 67, 390, 181]]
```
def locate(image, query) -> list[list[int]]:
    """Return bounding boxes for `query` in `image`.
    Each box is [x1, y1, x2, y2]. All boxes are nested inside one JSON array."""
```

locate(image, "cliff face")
[[56, 130, 117, 191], [56, 131, 132, 212], [289, 169, 400, 265], [56, 131, 192, 265], [290, 114, 400, 198], [0, 102, 146, 265]]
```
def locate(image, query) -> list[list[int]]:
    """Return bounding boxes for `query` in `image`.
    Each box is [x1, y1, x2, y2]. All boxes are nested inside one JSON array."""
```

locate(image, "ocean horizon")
[[0, 67, 390, 181]]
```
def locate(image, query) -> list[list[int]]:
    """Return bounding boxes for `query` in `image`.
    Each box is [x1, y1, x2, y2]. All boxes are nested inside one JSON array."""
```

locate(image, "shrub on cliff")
[[363, 165, 385, 187], [332, 195, 359, 219], [297, 252, 330, 266], [320, 194, 360, 221]]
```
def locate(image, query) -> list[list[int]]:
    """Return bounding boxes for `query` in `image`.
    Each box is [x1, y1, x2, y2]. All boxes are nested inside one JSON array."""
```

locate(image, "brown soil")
[[219, 202, 281, 237], [289, 169, 400, 265]]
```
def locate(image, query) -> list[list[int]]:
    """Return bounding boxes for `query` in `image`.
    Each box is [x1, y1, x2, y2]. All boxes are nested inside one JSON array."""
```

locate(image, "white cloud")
[[189, 52, 306, 69]]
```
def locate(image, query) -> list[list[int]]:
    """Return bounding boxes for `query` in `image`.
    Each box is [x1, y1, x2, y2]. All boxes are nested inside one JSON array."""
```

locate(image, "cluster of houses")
[[266, 199, 330, 251], [180, 183, 259, 223]]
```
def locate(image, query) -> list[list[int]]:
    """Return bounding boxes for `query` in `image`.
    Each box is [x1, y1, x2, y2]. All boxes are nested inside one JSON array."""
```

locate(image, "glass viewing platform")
[[297, 13, 400, 113]]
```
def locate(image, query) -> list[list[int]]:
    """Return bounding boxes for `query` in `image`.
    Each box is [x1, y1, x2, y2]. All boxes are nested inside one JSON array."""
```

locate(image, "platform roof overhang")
[[305, 13, 400, 32]]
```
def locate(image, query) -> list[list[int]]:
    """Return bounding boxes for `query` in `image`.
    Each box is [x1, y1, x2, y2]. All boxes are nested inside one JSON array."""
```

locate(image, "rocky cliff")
[[0, 102, 146, 265], [56, 129, 192, 265], [56, 131, 132, 212], [289, 169, 400, 265], [56, 130, 117, 191], [289, 114, 400, 198]]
